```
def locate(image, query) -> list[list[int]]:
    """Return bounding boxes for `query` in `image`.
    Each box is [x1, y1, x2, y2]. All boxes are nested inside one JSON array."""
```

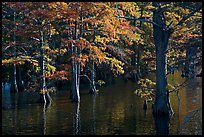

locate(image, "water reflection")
[[91, 94, 96, 134], [42, 102, 52, 135], [2, 83, 12, 109], [72, 102, 81, 135], [153, 114, 172, 135], [2, 72, 202, 135]]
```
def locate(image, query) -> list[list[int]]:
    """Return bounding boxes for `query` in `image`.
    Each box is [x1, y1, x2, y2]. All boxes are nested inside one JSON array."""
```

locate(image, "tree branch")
[[174, 5, 202, 28], [116, 2, 163, 28], [30, 37, 40, 42], [80, 74, 91, 83]]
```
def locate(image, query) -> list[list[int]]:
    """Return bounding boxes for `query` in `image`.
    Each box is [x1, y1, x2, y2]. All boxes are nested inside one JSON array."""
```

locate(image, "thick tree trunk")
[[152, 2, 173, 115]]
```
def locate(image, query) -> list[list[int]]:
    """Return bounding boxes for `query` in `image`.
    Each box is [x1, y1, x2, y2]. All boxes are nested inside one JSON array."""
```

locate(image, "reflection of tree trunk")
[[13, 64, 18, 93], [91, 94, 96, 134], [154, 115, 171, 135], [2, 84, 12, 109], [42, 102, 51, 135], [176, 91, 181, 132], [11, 94, 18, 134], [72, 102, 81, 135]]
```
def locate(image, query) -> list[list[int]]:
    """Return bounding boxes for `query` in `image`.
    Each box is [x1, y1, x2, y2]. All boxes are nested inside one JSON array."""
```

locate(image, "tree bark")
[[16, 65, 24, 91], [182, 45, 197, 77], [12, 9, 18, 93], [137, 45, 141, 78], [71, 20, 80, 102], [131, 42, 138, 82], [39, 27, 51, 104], [152, 2, 173, 115], [89, 60, 97, 94]]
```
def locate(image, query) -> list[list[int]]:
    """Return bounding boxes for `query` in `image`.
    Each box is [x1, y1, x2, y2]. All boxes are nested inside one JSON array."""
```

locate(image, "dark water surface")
[[2, 72, 202, 135]]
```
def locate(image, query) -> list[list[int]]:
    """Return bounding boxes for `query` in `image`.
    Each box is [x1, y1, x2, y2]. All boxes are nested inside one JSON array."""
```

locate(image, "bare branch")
[[116, 2, 163, 28], [80, 74, 91, 83], [174, 5, 202, 28], [31, 37, 40, 42]]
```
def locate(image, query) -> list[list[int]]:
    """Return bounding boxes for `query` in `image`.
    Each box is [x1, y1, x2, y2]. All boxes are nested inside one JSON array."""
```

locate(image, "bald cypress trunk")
[[11, 9, 18, 93], [152, 2, 173, 115], [39, 27, 51, 104], [71, 20, 80, 102], [89, 60, 97, 94]]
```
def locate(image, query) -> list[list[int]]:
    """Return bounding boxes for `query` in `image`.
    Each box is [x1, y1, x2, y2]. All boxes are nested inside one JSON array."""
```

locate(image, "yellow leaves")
[[135, 78, 156, 101], [2, 56, 39, 66], [2, 59, 12, 65], [59, 48, 67, 54], [118, 2, 139, 17], [137, 78, 156, 89], [105, 56, 124, 74], [79, 54, 89, 68], [95, 35, 102, 43], [48, 2, 68, 11], [43, 45, 50, 50]]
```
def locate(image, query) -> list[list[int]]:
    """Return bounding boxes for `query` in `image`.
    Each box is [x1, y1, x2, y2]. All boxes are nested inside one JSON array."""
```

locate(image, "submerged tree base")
[[38, 93, 52, 104], [152, 95, 174, 116], [153, 114, 171, 135]]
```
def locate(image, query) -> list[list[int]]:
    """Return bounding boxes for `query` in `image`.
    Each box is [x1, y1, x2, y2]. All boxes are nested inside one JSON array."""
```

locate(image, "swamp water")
[[2, 71, 202, 135]]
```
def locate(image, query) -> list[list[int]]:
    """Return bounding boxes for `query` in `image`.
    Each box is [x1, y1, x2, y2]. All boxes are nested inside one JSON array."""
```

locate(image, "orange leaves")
[[47, 70, 70, 80], [79, 54, 89, 68], [47, 64, 71, 80]]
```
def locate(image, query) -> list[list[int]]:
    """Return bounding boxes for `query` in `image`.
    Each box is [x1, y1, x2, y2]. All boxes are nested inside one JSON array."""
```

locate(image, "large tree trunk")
[[152, 2, 173, 115]]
